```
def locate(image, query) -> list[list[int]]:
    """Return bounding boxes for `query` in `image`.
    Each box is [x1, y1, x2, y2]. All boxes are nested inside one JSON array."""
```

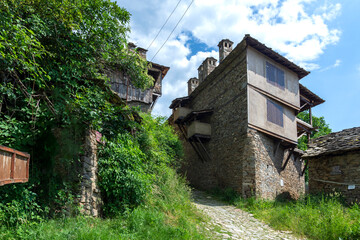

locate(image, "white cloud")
[[320, 3, 342, 20], [318, 59, 342, 72], [334, 59, 341, 67], [117, 0, 342, 116]]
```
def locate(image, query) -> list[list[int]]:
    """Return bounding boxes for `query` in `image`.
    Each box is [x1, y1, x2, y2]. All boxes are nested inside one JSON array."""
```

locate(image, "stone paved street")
[[192, 190, 305, 240]]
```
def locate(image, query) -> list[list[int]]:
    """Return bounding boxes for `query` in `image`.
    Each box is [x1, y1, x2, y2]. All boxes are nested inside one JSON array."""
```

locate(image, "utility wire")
[[147, 0, 183, 50], [150, 0, 194, 62]]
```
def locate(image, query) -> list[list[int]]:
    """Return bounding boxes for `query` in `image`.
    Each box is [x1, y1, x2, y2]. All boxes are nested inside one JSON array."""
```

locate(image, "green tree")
[[297, 111, 332, 150], [0, 0, 153, 147], [0, 0, 153, 214]]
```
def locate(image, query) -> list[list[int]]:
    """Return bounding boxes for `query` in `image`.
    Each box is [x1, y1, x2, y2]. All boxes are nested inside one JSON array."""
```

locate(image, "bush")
[[98, 133, 150, 216], [0, 185, 44, 228], [97, 113, 184, 216]]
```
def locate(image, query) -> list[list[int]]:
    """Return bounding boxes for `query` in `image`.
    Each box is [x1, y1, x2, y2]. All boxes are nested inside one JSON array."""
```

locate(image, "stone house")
[[303, 127, 360, 203], [169, 34, 324, 199], [79, 44, 168, 216], [107, 43, 169, 112]]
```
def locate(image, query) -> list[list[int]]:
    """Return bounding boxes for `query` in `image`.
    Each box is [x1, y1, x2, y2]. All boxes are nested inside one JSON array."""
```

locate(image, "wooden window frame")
[[267, 99, 284, 127], [266, 61, 285, 90]]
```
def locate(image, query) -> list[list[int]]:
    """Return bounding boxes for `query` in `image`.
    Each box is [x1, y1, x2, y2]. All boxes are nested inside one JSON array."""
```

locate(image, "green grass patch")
[[213, 189, 360, 240], [0, 113, 211, 239], [0, 169, 209, 240]]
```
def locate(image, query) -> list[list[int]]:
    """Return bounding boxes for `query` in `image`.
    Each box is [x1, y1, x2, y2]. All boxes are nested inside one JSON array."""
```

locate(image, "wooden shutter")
[[266, 62, 285, 89], [266, 62, 276, 85], [267, 99, 284, 127]]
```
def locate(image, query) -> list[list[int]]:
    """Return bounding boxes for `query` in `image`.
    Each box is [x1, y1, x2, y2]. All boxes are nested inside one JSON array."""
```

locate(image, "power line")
[[150, 0, 194, 62], [147, 0, 183, 50]]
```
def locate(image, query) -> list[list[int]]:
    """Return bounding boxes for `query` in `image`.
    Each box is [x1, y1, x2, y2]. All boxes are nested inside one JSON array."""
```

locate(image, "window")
[[267, 99, 283, 127], [266, 62, 285, 89]]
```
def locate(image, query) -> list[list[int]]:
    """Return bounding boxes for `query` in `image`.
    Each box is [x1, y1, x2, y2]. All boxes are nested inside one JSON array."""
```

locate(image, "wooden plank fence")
[[0, 145, 30, 186]]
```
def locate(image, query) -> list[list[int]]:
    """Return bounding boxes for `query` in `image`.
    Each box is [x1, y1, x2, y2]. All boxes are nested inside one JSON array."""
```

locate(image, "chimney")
[[198, 57, 217, 83], [218, 39, 233, 63], [188, 77, 199, 95], [137, 47, 148, 60], [128, 42, 136, 50]]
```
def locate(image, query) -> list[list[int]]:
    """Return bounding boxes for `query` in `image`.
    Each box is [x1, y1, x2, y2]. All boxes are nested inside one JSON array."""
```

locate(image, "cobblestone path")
[[192, 190, 305, 240]]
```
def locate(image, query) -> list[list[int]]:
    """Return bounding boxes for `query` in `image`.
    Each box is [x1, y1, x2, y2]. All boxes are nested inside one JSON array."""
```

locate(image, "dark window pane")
[[266, 62, 285, 90], [267, 99, 283, 127], [266, 62, 276, 85], [277, 68, 285, 88]]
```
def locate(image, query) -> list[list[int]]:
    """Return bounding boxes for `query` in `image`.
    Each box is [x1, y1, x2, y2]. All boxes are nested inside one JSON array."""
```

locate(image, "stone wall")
[[249, 130, 305, 199], [180, 41, 249, 195], [304, 127, 360, 203], [308, 151, 360, 203], [175, 40, 305, 200], [79, 130, 102, 216]]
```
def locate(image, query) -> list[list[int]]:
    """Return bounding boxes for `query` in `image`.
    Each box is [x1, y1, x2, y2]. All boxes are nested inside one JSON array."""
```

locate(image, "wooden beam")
[[249, 84, 300, 111], [0, 145, 30, 158], [10, 153, 15, 179], [196, 136, 212, 161], [300, 102, 309, 110], [177, 124, 206, 163], [281, 148, 294, 171], [274, 140, 281, 156], [301, 160, 308, 176], [26, 155, 30, 179], [249, 124, 298, 146], [191, 141, 207, 163]]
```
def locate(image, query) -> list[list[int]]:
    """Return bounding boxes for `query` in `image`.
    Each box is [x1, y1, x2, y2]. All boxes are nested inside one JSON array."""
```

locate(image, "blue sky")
[[117, 0, 360, 132]]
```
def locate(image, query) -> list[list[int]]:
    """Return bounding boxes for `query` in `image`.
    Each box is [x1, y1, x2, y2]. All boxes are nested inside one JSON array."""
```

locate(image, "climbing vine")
[[0, 0, 153, 216]]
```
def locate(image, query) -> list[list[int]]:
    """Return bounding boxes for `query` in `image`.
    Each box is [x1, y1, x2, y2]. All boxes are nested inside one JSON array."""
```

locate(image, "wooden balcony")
[[173, 107, 192, 123], [187, 121, 211, 139], [0, 146, 30, 186]]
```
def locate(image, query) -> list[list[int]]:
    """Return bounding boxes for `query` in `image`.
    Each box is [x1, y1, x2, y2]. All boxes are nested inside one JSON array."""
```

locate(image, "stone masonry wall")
[[180, 41, 250, 195], [79, 130, 102, 216], [249, 129, 305, 199], [308, 151, 360, 203], [177, 40, 304, 199]]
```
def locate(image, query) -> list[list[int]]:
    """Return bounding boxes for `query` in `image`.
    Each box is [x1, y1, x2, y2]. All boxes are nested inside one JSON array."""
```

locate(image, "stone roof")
[[303, 127, 360, 158], [244, 34, 310, 79]]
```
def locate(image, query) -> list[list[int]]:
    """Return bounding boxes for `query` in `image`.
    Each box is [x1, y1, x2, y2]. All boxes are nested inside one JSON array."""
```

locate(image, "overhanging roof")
[[169, 96, 191, 109], [244, 34, 310, 79], [150, 62, 170, 78], [299, 84, 325, 111], [181, 109, 214, 124]]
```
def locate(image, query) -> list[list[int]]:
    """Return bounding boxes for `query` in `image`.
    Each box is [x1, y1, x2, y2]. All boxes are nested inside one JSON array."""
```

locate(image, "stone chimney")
[[128, 42, 136, 50], [137, 47, 148, 60], [128, 43, 147, 59], [188, 77, 199, 95], [198, 57, 217, 83], [218, 39, 233, 63]]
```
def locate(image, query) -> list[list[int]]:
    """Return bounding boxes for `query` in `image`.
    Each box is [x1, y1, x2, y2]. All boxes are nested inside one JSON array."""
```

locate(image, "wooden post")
[[309, 104, 313, 126], [274, 140, 281, 156], [301, 160, 308, 176], [10, 153, 15, 180], [26, 156, 30, 179], [281, 148, 294, 171]]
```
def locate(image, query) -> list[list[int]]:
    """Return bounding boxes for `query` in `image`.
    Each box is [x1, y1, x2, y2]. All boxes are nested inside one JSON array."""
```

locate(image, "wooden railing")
[[0, 145, 30, 186]]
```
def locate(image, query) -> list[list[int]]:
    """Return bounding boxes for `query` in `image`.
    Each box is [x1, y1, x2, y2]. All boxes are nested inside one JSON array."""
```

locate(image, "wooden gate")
[[0, 145, 30, 186]]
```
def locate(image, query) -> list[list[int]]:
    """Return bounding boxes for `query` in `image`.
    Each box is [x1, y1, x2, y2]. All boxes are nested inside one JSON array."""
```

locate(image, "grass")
[[213, 189, 360, 240], [0, 169, 210, 240]]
